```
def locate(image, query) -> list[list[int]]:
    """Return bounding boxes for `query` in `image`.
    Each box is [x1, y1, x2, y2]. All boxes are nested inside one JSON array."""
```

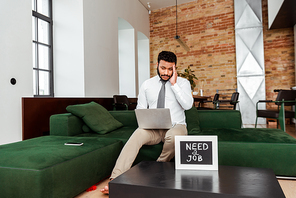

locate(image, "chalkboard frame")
[[175, 135, 218, 170]]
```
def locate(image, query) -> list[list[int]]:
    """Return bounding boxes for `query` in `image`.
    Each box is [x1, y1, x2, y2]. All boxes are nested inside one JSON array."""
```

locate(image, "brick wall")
[[150, 0, 294, 105]]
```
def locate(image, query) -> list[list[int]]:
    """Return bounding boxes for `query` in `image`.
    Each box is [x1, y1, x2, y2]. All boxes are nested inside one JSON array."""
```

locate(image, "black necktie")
[[157, 80, 166, 108]]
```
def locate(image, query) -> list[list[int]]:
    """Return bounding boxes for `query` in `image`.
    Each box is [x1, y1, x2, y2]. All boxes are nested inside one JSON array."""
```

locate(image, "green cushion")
[[194, 128, 296, 143], [185, 107, 201, 135], [66, 101, 123, 134], [50, 113, 85, 136], [109, 110, 138, 128], [0, 136, 123, 197], [197, 110, 242, 129], [76, 126, 135, 144]]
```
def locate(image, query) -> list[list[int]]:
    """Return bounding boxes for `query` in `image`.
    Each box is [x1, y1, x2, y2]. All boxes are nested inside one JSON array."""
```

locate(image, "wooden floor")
[[75, 123, 296, 198], [75, 179, 109, 198]]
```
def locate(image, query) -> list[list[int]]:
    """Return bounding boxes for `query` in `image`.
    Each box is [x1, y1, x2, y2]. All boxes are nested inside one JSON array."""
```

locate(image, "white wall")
[[53, 0, 85, 97], [0, 0, 149, 145], [267, 0, 284, 29], [0, 0, 33, 145], [137, 32, 150, 93], [53, 0, 149, 97], [83, 0, 149, 97], [118, 27, 136, 97]]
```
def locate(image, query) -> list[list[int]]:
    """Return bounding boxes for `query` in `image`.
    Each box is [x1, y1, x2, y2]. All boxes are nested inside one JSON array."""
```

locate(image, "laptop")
[[135, 108, 172, 129]]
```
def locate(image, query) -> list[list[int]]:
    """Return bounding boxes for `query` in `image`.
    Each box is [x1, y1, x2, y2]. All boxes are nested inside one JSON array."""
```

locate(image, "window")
[[32, 0, 53, 96]]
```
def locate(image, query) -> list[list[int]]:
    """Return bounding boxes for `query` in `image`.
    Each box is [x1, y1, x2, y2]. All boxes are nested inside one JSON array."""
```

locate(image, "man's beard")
[[157, 67, 172, 82]]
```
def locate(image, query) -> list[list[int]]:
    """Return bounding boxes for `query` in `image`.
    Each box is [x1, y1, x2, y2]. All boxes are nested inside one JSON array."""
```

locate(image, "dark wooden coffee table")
[[109, 161, 285, 198]]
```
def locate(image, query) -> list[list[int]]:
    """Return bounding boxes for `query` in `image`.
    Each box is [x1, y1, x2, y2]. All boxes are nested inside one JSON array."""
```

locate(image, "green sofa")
[[0, 136, 122, 198], [1, 107, 296, 197], [50, 108, 296, 176]]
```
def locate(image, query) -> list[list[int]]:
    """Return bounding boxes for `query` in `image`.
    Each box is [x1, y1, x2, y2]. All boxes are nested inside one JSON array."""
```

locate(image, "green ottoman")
[[0, 136, 123, 198]]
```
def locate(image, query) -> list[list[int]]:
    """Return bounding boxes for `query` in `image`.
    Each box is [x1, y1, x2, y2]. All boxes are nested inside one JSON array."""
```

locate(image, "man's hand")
[[170, 65, 177, 85]]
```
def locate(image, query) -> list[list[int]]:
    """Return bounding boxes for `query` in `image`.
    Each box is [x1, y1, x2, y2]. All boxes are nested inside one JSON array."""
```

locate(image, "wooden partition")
[[22, 97, 137, 140]]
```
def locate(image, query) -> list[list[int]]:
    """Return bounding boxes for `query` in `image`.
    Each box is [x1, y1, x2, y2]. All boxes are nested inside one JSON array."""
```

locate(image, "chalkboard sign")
[[175, 136, 218, 170]]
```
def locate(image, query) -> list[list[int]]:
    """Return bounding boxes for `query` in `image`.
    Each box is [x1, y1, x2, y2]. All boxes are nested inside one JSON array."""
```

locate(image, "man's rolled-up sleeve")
[[171, 79, 193, 110]]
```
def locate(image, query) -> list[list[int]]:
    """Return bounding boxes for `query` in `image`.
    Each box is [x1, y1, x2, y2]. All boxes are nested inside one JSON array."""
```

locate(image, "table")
[[109, 161, 285, 198], [193, 95, 211, 107]]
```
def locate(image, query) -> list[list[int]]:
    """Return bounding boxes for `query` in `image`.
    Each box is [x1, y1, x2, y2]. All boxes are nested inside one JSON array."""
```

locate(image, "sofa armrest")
[[50, 113, 84, 136], [197, 110, 242, 130]]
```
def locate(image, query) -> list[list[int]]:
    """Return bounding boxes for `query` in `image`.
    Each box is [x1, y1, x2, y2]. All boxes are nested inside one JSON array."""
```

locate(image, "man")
[[101, 51, 193, 194]]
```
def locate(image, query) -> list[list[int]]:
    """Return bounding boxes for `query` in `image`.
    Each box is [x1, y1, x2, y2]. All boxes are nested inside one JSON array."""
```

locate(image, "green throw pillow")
[[185, 107, 201, 135], [66, 101, 123, 134]]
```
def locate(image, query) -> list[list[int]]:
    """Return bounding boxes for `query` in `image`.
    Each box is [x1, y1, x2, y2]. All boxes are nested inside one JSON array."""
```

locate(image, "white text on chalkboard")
[[175, 136, 218, 170]]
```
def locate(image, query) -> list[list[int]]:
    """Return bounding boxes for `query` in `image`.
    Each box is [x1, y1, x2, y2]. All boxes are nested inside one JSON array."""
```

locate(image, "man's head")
[[157, 51, 177, 81]]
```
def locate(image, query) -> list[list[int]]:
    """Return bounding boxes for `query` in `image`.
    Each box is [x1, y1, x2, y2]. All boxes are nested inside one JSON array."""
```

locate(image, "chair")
[[215, 92, 239, 110], [197, 93, 220, 110], [113, 95, 136, 110], [255, 90, 296, 132]]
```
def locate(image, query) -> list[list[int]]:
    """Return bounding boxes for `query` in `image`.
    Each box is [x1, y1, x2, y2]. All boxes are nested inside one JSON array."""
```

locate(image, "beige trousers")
[[110, 124, 187, 179]]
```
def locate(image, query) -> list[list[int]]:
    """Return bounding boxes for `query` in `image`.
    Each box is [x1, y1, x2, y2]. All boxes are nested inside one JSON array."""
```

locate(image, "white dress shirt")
[[137, 75, 194, 126]]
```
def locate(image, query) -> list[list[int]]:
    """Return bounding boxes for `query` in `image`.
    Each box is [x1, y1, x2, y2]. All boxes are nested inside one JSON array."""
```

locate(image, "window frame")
[[32, 0, 54, 97]]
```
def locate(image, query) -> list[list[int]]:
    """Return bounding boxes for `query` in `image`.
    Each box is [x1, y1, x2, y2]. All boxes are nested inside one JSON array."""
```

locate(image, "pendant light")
[[174, 0, 190, 52]]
